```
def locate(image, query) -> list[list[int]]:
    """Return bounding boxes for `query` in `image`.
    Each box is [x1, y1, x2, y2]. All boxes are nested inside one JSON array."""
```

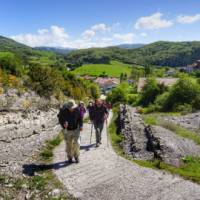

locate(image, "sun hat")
[[66, 99, 77, 109]]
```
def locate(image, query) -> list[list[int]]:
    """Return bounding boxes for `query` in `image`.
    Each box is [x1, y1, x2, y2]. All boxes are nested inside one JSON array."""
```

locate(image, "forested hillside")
[[65, 41, 200, 68]]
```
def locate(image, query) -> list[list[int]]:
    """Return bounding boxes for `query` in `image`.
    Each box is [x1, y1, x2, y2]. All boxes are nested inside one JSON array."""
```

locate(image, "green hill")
[[0, 36, 65, 67], [66, 41, 200, 67], [73, 61, 132, 77]]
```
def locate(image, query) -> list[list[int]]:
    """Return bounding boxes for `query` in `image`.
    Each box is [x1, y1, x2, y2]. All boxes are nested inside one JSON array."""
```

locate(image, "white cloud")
[[11, 25, 69, 47], [113, 33, 135, 43], [82, 30, 95, 40], [135, 12, 173, 30], [177, 14, 200, 24], [141, 32, 147, 37], [91, 23, 110, 32]]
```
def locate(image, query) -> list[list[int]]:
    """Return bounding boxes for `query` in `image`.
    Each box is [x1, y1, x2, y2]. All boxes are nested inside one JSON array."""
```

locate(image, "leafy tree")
[[27, 65, 64, 97], [89, 84, 100, 99], [139, 77, 160, 106], [162, 77, 200, 111], [0, 52, 22, 76]]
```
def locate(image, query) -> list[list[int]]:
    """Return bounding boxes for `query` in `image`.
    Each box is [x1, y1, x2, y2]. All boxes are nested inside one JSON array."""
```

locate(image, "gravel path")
[[53, 112, 200, 200]]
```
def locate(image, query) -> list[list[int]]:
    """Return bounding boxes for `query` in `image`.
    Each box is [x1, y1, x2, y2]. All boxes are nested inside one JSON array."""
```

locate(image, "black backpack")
[[57, 104, 68, 127]]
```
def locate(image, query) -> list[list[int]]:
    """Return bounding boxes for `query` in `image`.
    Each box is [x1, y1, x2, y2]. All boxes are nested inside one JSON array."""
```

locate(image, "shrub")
[[164, 77, 200, 111], [107, 87, 127, 105], [139, 77, 160, 106], [172, 103, 192, 114], [127, 94, 139, 105], [155, 92, 170, 111]]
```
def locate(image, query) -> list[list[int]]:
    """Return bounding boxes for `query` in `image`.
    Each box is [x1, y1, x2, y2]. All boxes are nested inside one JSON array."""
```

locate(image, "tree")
[[0, 52, 22, 76], [107, 87, 127, 105], [164, 76, 200, 111], [139, 77, 160, 106], [90, 84, 100, 99], [28, 65, 64, 97]]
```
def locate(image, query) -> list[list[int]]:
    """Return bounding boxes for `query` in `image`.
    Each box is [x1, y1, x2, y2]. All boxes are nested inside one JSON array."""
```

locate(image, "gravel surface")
[[53, 112, 200, 200]]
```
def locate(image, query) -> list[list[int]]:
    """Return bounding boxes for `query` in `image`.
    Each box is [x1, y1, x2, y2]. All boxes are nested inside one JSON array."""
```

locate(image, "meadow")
[[73, 60, 132, 77]]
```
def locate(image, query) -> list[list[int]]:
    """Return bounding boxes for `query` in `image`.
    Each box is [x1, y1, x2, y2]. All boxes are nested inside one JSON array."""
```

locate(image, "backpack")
[[57, 104, 67, 127]]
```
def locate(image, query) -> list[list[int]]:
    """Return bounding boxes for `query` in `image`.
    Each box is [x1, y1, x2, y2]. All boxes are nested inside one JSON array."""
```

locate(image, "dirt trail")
[[53, 112, 200, 200]]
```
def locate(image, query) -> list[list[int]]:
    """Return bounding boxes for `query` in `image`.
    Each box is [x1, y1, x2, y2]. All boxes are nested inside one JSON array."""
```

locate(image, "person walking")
[[78, 101, 86, 120], [58, 100, 83, 163], [90, 99, 108, 147], [87, 100, 94, 122]]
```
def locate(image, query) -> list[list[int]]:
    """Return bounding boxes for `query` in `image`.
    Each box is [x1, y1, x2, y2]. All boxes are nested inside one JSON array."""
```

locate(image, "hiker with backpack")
[[90, 99, 109, 147], [58, 99, 83, 163]]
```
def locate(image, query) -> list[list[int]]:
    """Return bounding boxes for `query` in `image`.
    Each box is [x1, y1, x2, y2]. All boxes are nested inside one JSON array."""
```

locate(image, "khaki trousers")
[[63, 129, 80, 159]]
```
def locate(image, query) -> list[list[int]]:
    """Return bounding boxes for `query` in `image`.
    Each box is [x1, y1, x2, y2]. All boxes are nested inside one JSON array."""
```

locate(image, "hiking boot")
[[96, 143, 100, 147], [68, 158, 73, 164], [75, 157, 80, 163]]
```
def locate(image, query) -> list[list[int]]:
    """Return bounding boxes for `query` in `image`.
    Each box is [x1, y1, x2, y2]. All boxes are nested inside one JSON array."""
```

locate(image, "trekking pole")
[[106, 118, 109, 147], [90, 123, 93, 144]]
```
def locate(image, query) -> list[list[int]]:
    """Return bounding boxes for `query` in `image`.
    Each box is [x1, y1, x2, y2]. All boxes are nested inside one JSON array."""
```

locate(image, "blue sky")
[[1, 0, 200, 48]]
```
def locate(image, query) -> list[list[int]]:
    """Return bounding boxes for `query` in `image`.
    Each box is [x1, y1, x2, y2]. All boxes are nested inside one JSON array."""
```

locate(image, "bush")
[[139, 77, 160, 106], [155, 92, 170, 111], [107, 87, 127, 105], [164, 77, 200, 111], [0, 52, 22, 76], [172, 103, 192, 114], [127, 94, 139, 105], [27, 65, 64, 97]]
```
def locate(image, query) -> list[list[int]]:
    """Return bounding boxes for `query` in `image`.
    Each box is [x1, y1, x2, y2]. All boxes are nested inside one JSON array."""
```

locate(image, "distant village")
[[78, 59, 200, 94]]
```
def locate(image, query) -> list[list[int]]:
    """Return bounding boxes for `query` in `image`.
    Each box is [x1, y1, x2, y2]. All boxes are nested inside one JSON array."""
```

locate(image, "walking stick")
[[106, 118, 109, 147], [90, 123, 93, 144]]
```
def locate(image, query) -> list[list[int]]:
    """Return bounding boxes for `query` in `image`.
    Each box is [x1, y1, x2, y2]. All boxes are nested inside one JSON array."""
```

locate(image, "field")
[[73, 61, 132, 77]]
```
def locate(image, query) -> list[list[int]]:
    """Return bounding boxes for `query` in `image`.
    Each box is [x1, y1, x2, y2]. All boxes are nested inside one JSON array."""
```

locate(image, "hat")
[[66, 99, 77, 109], [79, 101, 84, 105]]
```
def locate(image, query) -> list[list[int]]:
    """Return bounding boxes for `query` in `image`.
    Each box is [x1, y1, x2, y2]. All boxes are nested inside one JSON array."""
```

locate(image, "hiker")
[[90, 99, 108, 147], [58, 100, 83, 163], [87, 100, 94, 121], [78, 101, 86, 120]]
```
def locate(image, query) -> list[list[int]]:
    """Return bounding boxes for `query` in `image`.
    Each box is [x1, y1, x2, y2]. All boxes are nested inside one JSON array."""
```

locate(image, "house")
[[95, 77, 120, 93], [179, 60, 200, 73], [137, 77, 178, 92]]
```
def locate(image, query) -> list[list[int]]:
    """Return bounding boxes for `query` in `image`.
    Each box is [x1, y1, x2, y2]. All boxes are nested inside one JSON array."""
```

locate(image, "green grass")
[[142, 114, 200, 146], [73, 60, 132, 77], [40, 132, 64, 161], [109, 109, 200, 184]]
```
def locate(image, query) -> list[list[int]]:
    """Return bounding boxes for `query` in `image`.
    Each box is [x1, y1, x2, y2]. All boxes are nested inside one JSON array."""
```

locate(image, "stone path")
[[53, 112, 200, 200]]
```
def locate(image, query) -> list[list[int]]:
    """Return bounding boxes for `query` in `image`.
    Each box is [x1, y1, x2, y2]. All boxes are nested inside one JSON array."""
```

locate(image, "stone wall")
[[118, 105, 200, 166]]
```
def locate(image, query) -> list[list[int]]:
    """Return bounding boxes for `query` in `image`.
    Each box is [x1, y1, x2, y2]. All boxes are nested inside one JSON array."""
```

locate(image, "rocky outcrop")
[[0, 108, 61, 176], [0, 89, 63, 177], [161, 112, 200, 134], [145, 125, 200, 166], [119, 105, 200, 166], [0, 89, 60, 112]]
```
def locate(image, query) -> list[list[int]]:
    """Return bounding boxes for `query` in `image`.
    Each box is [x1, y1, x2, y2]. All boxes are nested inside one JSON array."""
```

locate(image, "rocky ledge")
[[0, 89, 62, 177], [118, 105, 200, 166]]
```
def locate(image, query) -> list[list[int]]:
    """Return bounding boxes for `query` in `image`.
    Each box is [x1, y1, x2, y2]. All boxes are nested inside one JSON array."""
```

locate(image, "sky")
[[1, 0, 200, 48]]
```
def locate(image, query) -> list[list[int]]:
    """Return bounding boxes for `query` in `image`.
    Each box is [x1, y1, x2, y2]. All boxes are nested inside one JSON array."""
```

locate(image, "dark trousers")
[[94, 122, 104, 143]]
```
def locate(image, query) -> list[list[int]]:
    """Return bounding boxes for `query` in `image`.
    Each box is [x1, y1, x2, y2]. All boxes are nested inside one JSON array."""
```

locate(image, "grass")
[[40, 132, 64, 161], [109, 109, 200, 184], [73, 60, 132, 77], [142, 114, 200, 146], [0, 132, 70, 200]]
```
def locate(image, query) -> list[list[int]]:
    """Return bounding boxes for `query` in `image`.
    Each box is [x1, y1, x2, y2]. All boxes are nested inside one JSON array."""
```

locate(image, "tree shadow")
[[23, 161, 71, 176]]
